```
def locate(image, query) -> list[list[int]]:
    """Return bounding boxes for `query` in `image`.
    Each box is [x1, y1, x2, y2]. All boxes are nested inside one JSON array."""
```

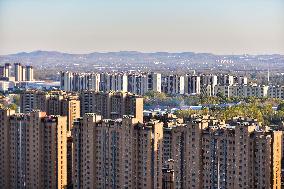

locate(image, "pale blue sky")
[[0, 0, 283, 55]]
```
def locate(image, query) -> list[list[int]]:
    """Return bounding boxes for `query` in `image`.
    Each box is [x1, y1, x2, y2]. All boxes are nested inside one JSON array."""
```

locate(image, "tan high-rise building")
[[202, 125, 236, 188], [80, 91, 143, 122], [67, 136, 73, 188], [133, 120, 164, 189], [0, 110, 68, 189], [0, 108, 15, 188], [162, 116, 282, 189], [42, 115, 67, 189], [20, 90, 80, 131], [234, 122, 257, 189], [72, 114, 163, 189], [47, 92, 64, 115], [61, 96, 81, 131], [162, 159, 175, 189], [20, 90, 49, 113]]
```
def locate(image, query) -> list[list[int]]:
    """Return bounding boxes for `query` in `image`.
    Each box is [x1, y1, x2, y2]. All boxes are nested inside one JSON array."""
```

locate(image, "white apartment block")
[[102, 73, 128, 92], [128, 73, 148, 95], [162, 75, 184, 95], [60, 71, 100, 92], [268, 85, 284, 99], [59, 71, 269, 99], [218, 74, 234, 86], [184, 75, 201, 95], [214, 84, 269, 98], [148, 72, 162, 92], [127, 72, 162, 95], [201, 75, 218, 96]]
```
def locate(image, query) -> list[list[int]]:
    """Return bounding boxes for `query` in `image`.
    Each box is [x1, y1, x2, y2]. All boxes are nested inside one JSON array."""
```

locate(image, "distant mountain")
[[1, 51, 284, 73]]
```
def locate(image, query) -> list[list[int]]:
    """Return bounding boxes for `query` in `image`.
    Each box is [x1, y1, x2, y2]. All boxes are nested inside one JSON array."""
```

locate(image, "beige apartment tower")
[[80, 91, 143, 122], [20, 90, 80, 131], [0, 108, 15, 188], [0, 110, 68, 189], [162, 116, 282, 189], [72, 114, 163, 189]]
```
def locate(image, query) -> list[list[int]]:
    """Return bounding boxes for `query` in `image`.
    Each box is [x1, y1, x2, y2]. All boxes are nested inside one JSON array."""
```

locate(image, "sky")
[[0, 0, 284, 55]]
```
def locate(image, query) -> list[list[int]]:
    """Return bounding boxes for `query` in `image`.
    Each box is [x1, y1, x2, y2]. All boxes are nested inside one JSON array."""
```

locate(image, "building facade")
[[0, 110, 68, 189], [72, 114, 163, 189], [80, 91, 143, 122]]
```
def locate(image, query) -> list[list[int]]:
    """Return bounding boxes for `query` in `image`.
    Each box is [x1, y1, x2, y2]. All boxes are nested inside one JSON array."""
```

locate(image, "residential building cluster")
[[61, 71, 284, 99], [0, 63, 34, 92], [14, 63, 34, 82], [0, 63, 34, 82], [0, 89, 283, 188]]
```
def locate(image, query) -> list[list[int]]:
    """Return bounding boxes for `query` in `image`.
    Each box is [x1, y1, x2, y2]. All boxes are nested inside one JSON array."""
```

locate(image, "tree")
[[8, 103, 17, 110], [277, 102, 284, 111]]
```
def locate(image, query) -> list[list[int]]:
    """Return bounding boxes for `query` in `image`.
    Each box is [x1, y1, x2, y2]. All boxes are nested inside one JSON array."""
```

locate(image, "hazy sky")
[[0, 0, 284, 55]]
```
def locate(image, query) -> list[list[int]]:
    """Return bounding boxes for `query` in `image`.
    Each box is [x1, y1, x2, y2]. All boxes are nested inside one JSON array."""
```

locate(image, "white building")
[[60, 71, 100, 92], [268, 86, 284, 99], [218, 74, 234, 86], [147, 72, 162, 93], [102, 73, 128, 92], [200, 75, 218, 96], [162, 75, 184, 95], [0, 81, 15, 92], [214, 84, 269, 98], [128, 73, 147, 95], [127, 72, 161, 95], [184, 75, 201, 95]]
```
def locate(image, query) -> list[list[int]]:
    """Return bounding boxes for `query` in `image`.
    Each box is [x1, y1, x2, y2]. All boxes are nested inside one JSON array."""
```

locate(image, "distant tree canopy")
[[144, 92, 281, 109], [277, 102, 284, 111], [174, 102, 284, 126], [144, 91, 167, 100]]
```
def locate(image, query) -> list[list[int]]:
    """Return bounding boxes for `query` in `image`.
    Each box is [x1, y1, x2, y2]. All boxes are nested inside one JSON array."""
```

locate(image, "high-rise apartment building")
[[0, 108, 15, 188], [20, 90, 80, 131], [22, 66, 26, 81], [72, 114, 163, 189], [200, 74, 218, 96], [0, 66, 5, 78], [162, 115, 282, 189], [214, 84, 269, 98], [127, 72, 162, 95], [26, 65, 34, 81], [101, 72, 128, 92], [60, 71, 73, 91], [128, 73, 148, 95], [184, 75, 201, 95], [4, 63, 12, 77], [268, 85, 284, 99], [80, 91, 143, 122], [218, 74, 234, 86], [60, 71, 100, 92], [162, 160, 175, 189], [14, 63, 23, 81], [235, 76, 248, 85], [20, 90, 49, 113], [162, 75, 185, 95], [147, 72, 162, 93], [0, 110, 67, 189]]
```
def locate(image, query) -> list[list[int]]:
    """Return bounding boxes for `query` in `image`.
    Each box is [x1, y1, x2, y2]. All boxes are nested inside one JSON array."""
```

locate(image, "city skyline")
[[0, 0, 284, 55]]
